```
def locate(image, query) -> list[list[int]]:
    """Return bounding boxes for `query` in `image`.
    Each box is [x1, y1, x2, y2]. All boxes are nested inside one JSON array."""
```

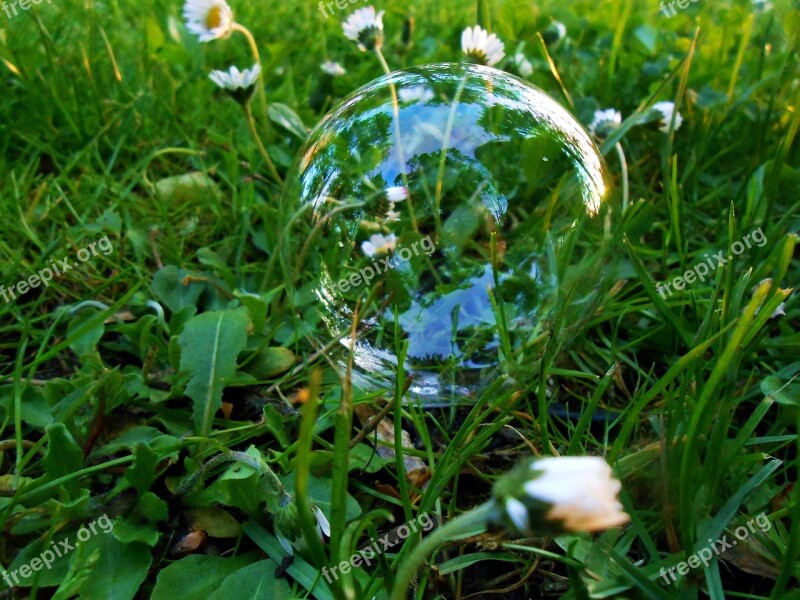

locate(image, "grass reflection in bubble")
[[282, 63, 621, 405]]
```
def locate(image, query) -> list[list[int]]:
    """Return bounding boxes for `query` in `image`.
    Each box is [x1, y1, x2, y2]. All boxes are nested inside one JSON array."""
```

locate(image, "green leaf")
[[186, 507, 242, 538], [151, 555, 255, 600], [71, 535, 152, 600], [124, 443, 160, 493], [243, 347, 295, 379], [178, 308, 251, 436], [43, 424, 84, 497], [154, 172, 219, 204], [268, 103, 309, 140], [208, 560, 292, 600], [152, 266, 205, 315]]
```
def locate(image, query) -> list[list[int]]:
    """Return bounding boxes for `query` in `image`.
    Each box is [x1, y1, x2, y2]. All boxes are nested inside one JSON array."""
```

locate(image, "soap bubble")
[[281, 63, 620, 405]]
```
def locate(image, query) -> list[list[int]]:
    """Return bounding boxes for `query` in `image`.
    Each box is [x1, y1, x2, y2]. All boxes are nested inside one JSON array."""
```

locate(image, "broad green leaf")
[[243, 346, 295, 379], [178, 308, 251, 436], [268, 103, 309, 140], [43, 424, 84, 497], [186, 507, 242, 538], [72, 535, 152, 600], [150, 554, 254, 600], [152, 266, 205, 314], [209, 560, 291, 600]]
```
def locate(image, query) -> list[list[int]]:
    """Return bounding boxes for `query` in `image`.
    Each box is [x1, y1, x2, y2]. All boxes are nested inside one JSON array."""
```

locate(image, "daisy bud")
[[343, 6, 385, 52], [490, 457, 629, 535], [401, 15, 415, 50], [542, 21, 567, 47], [651, 101, 683, 133], [588, 108, 622, 139]]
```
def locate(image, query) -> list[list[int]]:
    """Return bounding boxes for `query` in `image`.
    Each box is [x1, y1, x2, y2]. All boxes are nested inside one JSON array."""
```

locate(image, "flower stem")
[[375, 46, 419, 233], [389, 502, 496, 600], [614, 141, 629, 213], [243, 101, 283, 184], [232, 23, 271, 132]]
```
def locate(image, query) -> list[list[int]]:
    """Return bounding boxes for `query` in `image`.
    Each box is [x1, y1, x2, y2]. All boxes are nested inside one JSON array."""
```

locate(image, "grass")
[[0, 0, 799, 598]]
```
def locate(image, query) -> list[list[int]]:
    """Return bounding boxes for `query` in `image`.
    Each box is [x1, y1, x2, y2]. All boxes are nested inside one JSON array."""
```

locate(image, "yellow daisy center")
[[205, 6, 223, 30]]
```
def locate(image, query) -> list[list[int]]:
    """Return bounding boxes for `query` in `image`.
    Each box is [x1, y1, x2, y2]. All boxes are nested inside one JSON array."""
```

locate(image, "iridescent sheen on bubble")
[[282, 63, 619, 404]]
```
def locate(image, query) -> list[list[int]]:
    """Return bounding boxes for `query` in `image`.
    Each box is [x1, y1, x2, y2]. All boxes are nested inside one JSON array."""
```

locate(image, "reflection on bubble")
[[283, 63, 620, 405]]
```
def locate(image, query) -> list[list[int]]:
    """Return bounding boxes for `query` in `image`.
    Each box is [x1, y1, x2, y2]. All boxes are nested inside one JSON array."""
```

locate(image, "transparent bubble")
[[282, 63, 620, 405]]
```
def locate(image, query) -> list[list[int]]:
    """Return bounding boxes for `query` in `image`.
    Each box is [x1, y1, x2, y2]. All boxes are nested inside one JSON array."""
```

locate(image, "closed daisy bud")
[[183, 0, 234, 42], [542, 21, 567, 47], [321, 61, 346, 77], [490, 456, 629, 535], [343, 6, 385, 52], [588, 108, 622, 139], [386, 186, 409, 202], [461, 25, 505, 67], [274, 496, 331, 554], [402, 15, 415, 50], [209, 64, 261, 104], [651, 101, 683, 133]]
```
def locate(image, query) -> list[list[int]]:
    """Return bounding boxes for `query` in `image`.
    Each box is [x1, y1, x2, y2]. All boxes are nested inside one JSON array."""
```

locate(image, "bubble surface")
[[282, 63, 619, 404]]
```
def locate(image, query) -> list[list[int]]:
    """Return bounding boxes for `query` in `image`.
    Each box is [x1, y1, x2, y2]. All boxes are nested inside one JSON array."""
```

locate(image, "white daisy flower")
[[652, 101, 683, 133], [362, 233, 398, 257], [386, 186, 409, 202], [209, 64, 261, 98], [505, 498, 529, 532], [588, 108, 622, 138], [321, 61, 346, 77], [183, 0, 234, 42], [276, 502, 331, 555], [312, 505, 332, 539], [514, 53, 533, 78], [461, 25, 505, 67], [770, 303, 786, 319], [523, 457, 629, 531], [343, 6, 385, 52]]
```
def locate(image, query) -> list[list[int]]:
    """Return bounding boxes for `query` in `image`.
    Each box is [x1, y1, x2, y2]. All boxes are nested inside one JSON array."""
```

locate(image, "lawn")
[[0, 0, 799, 598]]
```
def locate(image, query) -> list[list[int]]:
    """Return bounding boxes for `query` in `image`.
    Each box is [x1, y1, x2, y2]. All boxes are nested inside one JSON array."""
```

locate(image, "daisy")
[[386, 186, 409, 202], [183, 0, 234, 42], [770, 303, 786, 319], [490, 456, 628, 535], [461, 25, 505, 67], [514, 52, 533, 78], [362, 233, 398, 257], [651, 101, 683, 133], [523, 457, 629, 532], [343, 6, 385, 52], [321, 61, 346, 77], [588, 108, 622, 138], [209, 63, 261, 90], [276, 503, 331, 555]]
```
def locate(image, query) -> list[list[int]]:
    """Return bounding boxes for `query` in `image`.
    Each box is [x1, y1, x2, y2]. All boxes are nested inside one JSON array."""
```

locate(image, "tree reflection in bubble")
[[282, 63, 621, 405]]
